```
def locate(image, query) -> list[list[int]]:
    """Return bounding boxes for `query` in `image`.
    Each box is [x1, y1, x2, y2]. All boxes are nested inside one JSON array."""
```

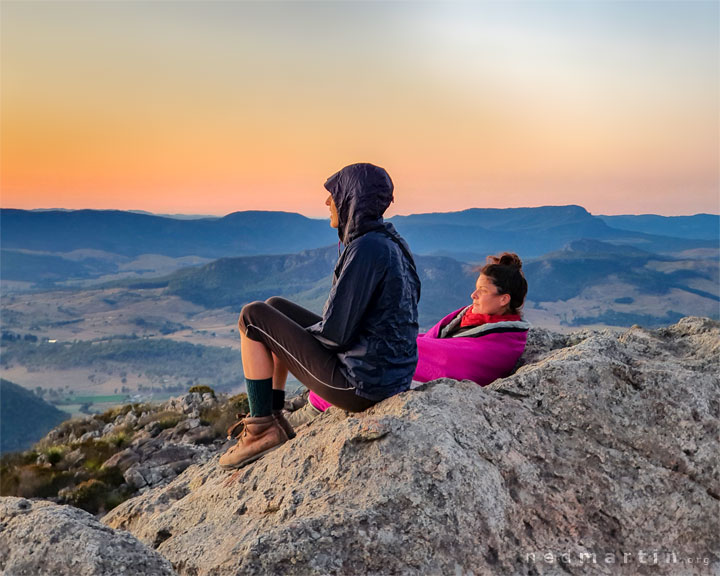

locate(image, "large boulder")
[[102, 318, 720, 575], [0, 497, 176, 576]]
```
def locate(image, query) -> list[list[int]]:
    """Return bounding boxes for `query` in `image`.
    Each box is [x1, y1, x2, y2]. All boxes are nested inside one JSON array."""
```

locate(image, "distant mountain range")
[[1, 206, 717, 328], [0, 209, 336, 259], [392, 206, 718, 260], [2, 207, 716, 266], [598, 214, 719, 240]]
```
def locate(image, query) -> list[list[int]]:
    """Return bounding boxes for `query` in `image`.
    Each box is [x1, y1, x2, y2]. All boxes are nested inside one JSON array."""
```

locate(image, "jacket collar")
[[440, 305, 530, 338]]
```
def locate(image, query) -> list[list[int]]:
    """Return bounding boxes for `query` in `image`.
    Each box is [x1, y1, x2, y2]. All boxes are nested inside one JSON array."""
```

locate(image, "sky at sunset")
[[1, 1, 718, 218]]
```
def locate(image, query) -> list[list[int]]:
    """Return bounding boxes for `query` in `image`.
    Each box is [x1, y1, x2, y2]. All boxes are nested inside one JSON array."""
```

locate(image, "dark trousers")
[[238, 297, 375, 412]]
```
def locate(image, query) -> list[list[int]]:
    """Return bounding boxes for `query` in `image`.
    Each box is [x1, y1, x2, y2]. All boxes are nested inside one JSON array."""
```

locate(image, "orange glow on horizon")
[[2, 1, 717, 217]]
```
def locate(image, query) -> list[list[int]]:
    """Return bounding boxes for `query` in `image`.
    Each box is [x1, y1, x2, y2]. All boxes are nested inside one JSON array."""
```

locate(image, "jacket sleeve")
[[306, 239, 385, 350]]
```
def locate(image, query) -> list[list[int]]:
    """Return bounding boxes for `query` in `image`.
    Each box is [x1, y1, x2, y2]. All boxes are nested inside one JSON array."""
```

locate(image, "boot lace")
[[226, 413, 248, 440]]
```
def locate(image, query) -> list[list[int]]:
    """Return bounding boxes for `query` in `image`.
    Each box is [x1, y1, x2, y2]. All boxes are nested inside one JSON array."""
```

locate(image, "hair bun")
[[488, 252, 522, 269]]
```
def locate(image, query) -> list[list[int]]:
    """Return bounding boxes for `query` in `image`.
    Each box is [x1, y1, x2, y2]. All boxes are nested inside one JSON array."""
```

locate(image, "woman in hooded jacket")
[[219, 163, 421, 470], [302, 253, 529, 420]]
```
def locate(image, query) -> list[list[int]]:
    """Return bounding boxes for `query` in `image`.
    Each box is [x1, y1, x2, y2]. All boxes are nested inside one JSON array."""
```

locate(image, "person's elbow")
[[306, 323, 346, 350]]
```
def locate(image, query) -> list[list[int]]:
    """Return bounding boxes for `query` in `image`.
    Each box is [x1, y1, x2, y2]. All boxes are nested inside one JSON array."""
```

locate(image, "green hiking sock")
[[245, 377, 273, 417], [272, 389, 285, 411]]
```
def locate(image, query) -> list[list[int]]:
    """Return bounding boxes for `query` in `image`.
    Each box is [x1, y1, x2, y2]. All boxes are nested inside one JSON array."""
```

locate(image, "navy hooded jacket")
[[306, 163, 421, 401]]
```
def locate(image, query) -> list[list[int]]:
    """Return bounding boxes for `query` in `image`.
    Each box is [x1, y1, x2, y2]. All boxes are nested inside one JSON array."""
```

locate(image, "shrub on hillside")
[[189, 385, 215, 397], [44, 446, 65, 467], [59, 478, 131, 515], [68, 439, 120, 472], [61, 479, 109, 514], [10, 464, 75, 499], [201, 393, 250, 440]]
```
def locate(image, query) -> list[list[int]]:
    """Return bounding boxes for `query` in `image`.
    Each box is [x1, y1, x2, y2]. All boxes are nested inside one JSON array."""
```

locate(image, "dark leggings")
[[238, 297, 376, 412]]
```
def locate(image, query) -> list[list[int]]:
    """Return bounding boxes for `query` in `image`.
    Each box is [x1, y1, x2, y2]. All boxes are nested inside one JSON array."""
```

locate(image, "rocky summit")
[[2, 317, 719, 575]]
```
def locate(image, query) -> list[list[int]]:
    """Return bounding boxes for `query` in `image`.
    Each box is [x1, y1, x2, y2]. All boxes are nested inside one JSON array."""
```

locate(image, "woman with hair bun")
[[295, 252, 529, 425], [411, 252, 530, 385]]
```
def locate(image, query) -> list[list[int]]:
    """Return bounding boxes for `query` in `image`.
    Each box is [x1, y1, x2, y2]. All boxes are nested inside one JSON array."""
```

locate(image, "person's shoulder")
[[345, 231, 394, 265], [352, 230, 393, 250]]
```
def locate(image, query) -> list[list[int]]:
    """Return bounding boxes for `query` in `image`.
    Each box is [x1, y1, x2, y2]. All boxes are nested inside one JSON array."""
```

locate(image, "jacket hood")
[[324, 163, 394, 245]]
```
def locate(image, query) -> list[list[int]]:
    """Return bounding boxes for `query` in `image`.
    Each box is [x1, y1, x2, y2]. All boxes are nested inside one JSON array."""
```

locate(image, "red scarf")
[[460, 309, 522, 328]]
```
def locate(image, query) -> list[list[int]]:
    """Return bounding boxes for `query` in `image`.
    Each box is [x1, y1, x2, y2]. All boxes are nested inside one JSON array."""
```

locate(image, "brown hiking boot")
[[218, 414, 288, 469], [274, 410, 296, 440]]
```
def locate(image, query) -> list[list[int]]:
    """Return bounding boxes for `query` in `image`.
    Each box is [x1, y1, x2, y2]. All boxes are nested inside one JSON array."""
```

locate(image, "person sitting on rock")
[[219, 163, 421, 469], [298, 252, 529, 423], [412, 252, 530, 384]]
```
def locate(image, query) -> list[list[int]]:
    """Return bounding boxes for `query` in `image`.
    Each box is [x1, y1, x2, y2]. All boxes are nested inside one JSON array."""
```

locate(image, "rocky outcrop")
[[0, 389, 238, 522], [99, 317, 720, 575], [109, 393, 224, 492], [0, 497, 176, 576], [46, 392, 225, 504], [106, 416, 218, 492]]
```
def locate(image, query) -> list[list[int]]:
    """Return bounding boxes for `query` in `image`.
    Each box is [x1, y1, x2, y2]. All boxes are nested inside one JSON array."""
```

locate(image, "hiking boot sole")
[[218, 441, 286, 470]]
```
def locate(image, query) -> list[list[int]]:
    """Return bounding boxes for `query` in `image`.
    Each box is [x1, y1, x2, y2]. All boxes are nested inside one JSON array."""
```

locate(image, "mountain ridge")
[[2, 207, 716, 264], [599, 213, 719, 240]]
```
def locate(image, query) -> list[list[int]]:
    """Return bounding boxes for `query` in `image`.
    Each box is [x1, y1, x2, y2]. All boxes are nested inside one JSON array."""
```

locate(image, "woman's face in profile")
[[470, 274, 510, 315], [325, 194, 339, 229]]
